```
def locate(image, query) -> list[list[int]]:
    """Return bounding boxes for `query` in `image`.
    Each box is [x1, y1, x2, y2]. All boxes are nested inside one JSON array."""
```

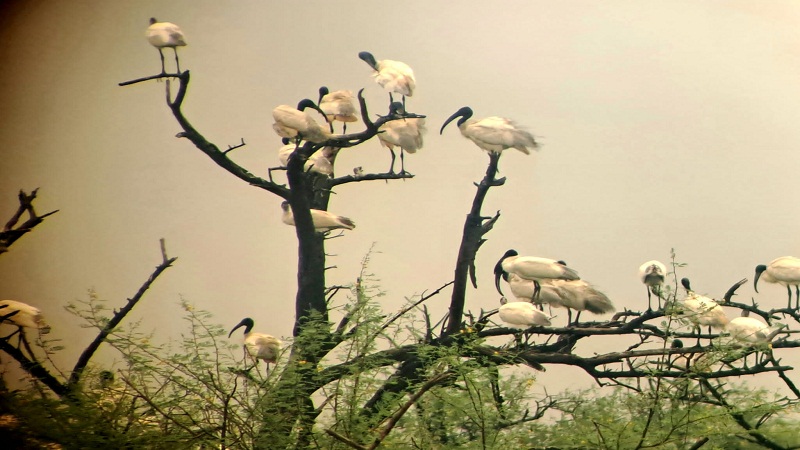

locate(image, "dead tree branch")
[[0, 189, 59, 255]]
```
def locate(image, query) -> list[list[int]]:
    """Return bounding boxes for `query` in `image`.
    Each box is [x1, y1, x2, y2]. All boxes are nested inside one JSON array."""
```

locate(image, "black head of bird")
[[318, 86, 329, 103], [358, 51, 378, 70], [149, 17, 158, 25], [680, 277, 692, 292], [671, 339, 684, 349], [754, 264, 768, 293], [494, 249, 519, 295], [295, 98, 326, 119], [229, 317, 255, 338], [388, 101, 406, 117], [440, 106, 474, 134]]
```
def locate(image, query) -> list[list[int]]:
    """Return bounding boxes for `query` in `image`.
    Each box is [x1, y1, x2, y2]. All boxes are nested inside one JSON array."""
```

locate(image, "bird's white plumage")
[[0, 300, 49, 331], [680, 291, 727, 329], [724, 316, 771, 344], [498, 298, 551, 329], [277, 143, 337, 177], [378, 117, 426, 154], [244, 332, 282, 364], [639, 260, 667, 288], [319, 90, 358, 124], [501, 255, 579, 283], [459, 116, 537, 154], [272, 105, 331, 143], [281, 201, 355, 232], [145, 20, 186, 49], [372, 59, 415, 97], [548, 280, 615, 315]]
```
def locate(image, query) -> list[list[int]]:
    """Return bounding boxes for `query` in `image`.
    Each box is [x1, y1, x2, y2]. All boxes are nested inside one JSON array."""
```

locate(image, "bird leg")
[[646, 287, 653, 311], [566, 309, 573, 326], [795, 285, 800, 309], [173, 48, 181, 74], [157, 48, 166, 75], [574, 311, 582, 324], [387, 149, 396, 174], [533, 281, 541, 303], [399, 149, 408, 175], [787, 286, 793, 309]]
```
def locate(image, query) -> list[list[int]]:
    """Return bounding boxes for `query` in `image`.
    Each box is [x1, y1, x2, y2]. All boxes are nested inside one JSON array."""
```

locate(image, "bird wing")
[[374, 60, 415, 96], [468, 117, 537, 154], [511, 256, 580, 281], [767, 257, 800, 282]]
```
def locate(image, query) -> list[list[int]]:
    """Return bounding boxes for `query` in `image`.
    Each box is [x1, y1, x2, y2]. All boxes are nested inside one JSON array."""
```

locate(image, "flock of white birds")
[[4, 18, 799, 379]]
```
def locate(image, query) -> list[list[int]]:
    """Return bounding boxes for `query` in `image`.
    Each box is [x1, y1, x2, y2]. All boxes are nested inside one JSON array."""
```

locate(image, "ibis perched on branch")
[[229, 318, 281, 374], [546, 279, 615, 325], [0, 300, 50, 349], [498, 297, 552, 329], [145, 18, 187, 74], [494, 249, 579, 303], [318, 87, 358, 133], [377, 102, 426, 174], [358, 51, 415, 107], [440, 107, 539, 155], [679, 278, 726, 346], [272, 99, 332, 144], [754, 256, 800, 309], [639, 260, 667, 310], [281, 201, 355, 232]]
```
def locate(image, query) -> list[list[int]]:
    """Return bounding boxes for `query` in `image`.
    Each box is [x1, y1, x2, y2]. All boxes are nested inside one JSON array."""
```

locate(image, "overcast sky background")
[[2, 1, 800, 394]]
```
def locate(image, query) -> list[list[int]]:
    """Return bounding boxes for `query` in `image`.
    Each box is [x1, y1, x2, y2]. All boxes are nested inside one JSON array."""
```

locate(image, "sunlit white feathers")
[[754, 256, 800, 309], [639, 260, 667, 310], [358, 51, 415, 100], [272, 101, 331, 144], [440, 107, 538, 155], [278, 142, 338, 177]]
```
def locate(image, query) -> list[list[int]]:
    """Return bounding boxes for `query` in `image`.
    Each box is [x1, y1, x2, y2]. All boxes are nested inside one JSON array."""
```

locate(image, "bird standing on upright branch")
[[494, 249, 579, 303], [440, 106, 539, 156], [145, 18, 187, 74]]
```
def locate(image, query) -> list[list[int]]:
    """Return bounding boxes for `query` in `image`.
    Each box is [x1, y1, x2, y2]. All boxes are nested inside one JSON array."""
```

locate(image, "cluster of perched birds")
[[491, 253, 799, 350], [130, 19, 800, 370]]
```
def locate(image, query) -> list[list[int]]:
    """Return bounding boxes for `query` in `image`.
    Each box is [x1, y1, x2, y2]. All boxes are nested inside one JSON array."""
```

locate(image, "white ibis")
[[228, 318, 281, 374], [318, 87, 358, 133], [281, 201, 355, 232], [145, 18, 187, 74], [377, 102, 426, 174], [272, 99, 332, 144], [498, 297, 552, 329], [639, 260, 667, 310], [277, 142, 338, 177], [754, 256, 800, 309], [440, 107, 538, 155], [0, 300, 50, 332], [494, 249, 579, 303], [679, 278, 727, 346], [547, 279, 615, 325], [358, 51, 415, 107], [722, 310, 784, 367]]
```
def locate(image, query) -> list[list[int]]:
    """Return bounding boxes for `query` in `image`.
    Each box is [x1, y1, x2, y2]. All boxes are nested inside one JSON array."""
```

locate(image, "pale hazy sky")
[[2, 1, 800, 392]]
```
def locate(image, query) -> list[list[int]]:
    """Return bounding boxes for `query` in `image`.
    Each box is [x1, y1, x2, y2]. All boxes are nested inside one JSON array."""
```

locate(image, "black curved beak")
[[754, 267, 764, 293], [440, 106, 472, 135], [494, 261, 506, 296]]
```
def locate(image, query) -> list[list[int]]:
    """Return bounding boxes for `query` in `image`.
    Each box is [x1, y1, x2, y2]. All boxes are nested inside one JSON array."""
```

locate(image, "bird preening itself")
[[754, 256, 800, 309], [272, 99, 332, 144], [377, 102, 426, 174], [639, 260, 667, 310], [440, 107, 539, 155], [281, 201, 355, 232], [358, 51, 415, 107], [494, 249, 580, 303], [229, 318, 281, 374], [145, 18, 187, 74], [318, 87, 358, 134]]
